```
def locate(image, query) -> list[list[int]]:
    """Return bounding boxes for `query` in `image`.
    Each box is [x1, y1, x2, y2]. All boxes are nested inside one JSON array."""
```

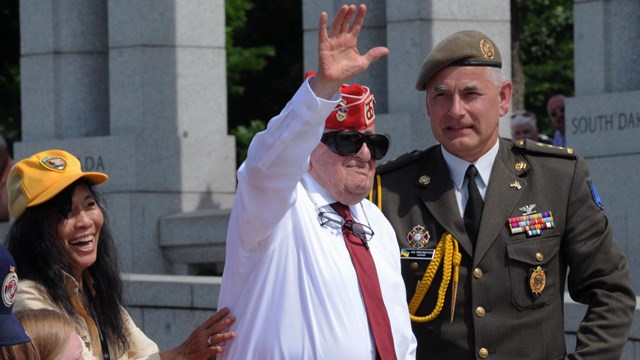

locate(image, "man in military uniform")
[[372, 30, 636, 359]]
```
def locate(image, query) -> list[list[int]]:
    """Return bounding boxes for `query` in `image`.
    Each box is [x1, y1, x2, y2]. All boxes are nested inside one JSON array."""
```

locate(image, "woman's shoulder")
[[14, 279, 59, 312]]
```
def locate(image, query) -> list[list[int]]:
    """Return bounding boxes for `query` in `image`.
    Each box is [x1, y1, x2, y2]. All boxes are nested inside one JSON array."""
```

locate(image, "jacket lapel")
[[473, 139, 528, 266], [418, 147, 474, 257]]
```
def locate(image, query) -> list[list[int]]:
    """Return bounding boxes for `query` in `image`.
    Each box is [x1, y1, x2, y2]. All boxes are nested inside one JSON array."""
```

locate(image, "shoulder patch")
[[513, 139, 576, 159], [587, 178, 604, 210], [376, 149, 423, 175]]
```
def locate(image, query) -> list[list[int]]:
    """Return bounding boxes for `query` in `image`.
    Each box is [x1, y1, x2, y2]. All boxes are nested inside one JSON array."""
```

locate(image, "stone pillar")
[[17, 0, 236, 275], [570, 0, 640, 292], [302, 0, 511, 159], [20, 0, 109, 140], [564, 1, 640, 355]]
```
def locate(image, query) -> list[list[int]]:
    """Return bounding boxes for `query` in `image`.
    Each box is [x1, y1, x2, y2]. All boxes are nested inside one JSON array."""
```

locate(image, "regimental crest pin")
[[479, 38, 496, 60], [407, 225, 430, 248], [529, 266, 547, 297]]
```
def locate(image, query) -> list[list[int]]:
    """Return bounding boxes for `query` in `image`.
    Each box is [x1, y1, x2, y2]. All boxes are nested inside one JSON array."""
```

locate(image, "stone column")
[[20, 0, 109, 140], [570, 0, 640, 291], [17, 0, 236, 275]]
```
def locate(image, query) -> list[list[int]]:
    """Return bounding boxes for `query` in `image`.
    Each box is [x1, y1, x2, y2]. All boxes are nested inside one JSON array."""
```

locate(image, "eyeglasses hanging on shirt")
[[320, 130, 390, 160], [318, 211, 374, 249]]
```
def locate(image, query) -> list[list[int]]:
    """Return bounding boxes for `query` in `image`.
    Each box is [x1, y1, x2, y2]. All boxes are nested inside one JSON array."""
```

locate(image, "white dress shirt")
[[441, 140, 499, 217], [217, 79, 417, 360]]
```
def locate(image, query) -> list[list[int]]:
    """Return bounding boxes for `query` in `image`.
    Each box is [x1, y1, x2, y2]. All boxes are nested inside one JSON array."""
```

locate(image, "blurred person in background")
[[547, 94, 566, 146], [510, 110, 552, 144]]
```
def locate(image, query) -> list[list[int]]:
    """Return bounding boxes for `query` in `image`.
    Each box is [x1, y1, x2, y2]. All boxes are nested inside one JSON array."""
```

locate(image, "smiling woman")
[[4, 149, 235, 360]]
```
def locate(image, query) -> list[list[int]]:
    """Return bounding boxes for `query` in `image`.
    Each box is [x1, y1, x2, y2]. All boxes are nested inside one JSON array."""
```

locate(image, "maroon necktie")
[[330, 202, 397, 360]]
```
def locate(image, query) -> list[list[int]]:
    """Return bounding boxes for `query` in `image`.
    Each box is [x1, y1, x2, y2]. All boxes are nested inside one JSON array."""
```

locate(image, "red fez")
[[304, 71, 376, 131]]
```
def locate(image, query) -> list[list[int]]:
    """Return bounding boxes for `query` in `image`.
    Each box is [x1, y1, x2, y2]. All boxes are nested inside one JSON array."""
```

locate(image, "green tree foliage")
[[226, 0, 302, 166], [517, 0, 574, 136], [226, 0, 275, 97]]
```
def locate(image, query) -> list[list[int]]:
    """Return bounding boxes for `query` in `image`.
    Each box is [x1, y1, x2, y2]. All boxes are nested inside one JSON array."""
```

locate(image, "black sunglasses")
[[550, 106, 564, 118], [320, 130, 389, 160]]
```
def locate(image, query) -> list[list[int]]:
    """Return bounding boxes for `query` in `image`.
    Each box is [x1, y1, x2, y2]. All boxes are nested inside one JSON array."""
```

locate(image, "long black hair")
[[5, 179, 130, 354]]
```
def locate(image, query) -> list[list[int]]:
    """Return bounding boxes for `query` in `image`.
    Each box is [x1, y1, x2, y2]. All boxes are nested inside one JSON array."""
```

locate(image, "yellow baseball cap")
[[7, 149, 108, 219]]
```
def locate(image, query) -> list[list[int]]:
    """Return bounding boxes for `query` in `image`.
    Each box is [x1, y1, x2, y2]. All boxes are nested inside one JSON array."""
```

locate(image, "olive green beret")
[[415, 30, 502, 91]]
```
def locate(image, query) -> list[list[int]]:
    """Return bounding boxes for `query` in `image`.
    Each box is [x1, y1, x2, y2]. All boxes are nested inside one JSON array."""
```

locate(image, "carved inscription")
[[83, 156, 105, 171], [571, 112, 640, 135]]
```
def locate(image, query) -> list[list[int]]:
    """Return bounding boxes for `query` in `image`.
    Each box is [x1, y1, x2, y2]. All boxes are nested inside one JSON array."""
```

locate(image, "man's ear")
[[498, 81, 513, 117]]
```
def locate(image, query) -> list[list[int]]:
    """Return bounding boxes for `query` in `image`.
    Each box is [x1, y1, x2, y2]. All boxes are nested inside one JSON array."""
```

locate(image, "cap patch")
[[480, 38, 496, 59], [41, 155, 67, 171], [2, 267, 18, 308], [325, 83, 376, 131], [336, 100, 348, 121]]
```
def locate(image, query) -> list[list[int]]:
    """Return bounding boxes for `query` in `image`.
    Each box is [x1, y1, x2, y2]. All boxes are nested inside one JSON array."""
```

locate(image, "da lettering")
[[83, 156, 105, 171], [618, 112, 640, 130]]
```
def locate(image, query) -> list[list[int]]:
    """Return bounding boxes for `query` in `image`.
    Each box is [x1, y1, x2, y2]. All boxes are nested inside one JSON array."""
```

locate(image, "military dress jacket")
[[373, 137, 635, 360]]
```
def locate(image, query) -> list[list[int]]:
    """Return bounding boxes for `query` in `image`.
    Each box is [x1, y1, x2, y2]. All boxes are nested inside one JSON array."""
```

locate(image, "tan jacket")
[[14, 273, 160, 360]]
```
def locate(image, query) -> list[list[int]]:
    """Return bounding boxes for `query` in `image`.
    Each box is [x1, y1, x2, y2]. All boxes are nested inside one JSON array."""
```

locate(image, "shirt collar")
[[62, 270, 97, 297], [441, 139, 500, 190], [301, 172, 337, 210]]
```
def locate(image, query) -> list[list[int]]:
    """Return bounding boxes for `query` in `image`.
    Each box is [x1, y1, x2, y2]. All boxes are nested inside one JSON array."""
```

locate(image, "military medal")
[[529, 266, 547, 297], [508, 204, 555, 238], [401, 225, 434, 260], [407, 225, 430, 248]]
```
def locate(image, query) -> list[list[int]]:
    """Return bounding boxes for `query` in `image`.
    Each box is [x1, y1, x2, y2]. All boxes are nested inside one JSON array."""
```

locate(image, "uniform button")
[[536, 252, 544, 262], [478, 347, 489, 359], [418, 175, 431, 185], [473, 268, 483, 279], [475, 306, 486, 317], [410, 262, 419, 271]]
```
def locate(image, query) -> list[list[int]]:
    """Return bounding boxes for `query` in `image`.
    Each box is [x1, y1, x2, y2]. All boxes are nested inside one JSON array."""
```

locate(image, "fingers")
[[329, 5, 350, 37], [207, 307, 231, 326], [363, 46, 390, 65], [199, 332, 235, 360], [199, 307, 232, 332], [349, 4, 366, 38], [329, 4, 362, 37], [207, 331, 236, 346], [338, 5, 356, 35], [317, 11, 328, 45]]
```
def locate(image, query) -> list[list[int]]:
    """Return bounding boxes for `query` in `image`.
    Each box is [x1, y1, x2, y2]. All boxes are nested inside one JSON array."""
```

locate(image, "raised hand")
[[311, 4, 389, 99]]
